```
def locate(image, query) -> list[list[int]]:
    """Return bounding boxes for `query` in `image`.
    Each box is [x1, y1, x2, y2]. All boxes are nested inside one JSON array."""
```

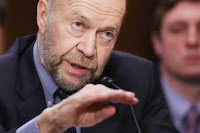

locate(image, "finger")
[[66, 84, 139, 109], [103, 89, 139, 104], [80, 85, 138, 105]]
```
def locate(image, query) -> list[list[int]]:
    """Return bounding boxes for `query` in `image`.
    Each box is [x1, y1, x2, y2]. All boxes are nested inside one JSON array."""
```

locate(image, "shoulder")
[[0, 34, 37, 86], [104, 50, 153, 94], [110, 50, 151, 65], [108, 50, 152, 75], [105, 50, 152, 79], [0, 34, 36, 65]]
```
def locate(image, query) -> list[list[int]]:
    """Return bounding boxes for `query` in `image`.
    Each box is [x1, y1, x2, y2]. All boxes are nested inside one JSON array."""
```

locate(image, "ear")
[[37, 0, 49, 34], [151, 33, 163, 57]]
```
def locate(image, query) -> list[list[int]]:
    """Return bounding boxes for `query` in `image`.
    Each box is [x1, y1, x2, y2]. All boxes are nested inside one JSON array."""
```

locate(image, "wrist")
[[38, 108, 64, 133]]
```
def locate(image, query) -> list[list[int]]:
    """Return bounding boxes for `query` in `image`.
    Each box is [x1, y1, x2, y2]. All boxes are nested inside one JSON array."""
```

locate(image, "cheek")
[[51, 29, 80, 55], [161, 43, 176, 58], [160, 34, 185, 57], [51, 18, 79, 55], [164, 41, 182, 56], [160, 42, 182, 67], [54, 39, 78, 55]]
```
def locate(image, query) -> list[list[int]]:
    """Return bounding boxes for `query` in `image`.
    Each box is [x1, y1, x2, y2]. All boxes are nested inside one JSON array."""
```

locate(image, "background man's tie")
[[184, 106, 200, 133]]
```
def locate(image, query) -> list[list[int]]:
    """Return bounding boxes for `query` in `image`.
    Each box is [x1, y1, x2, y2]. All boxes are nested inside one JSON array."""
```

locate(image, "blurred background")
[[1, 0, 160, 60]]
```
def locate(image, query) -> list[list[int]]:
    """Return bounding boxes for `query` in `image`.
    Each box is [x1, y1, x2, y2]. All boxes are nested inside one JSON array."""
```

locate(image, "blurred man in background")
[[152, 0, 200, 132], [0, 0, 6, 54]]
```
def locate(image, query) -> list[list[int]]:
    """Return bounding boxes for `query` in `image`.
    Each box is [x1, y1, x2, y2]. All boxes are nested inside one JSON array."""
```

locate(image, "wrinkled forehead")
[[55, 0, 126, 18]]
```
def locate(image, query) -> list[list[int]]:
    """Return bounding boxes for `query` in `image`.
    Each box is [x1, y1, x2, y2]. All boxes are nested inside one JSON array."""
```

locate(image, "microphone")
[[100, 76, 142, 133]]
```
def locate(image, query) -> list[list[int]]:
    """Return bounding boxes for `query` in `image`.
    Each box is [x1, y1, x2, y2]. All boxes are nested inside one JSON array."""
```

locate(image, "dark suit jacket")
[[152, 63, 180, 132], [0, 35, 179, 133]]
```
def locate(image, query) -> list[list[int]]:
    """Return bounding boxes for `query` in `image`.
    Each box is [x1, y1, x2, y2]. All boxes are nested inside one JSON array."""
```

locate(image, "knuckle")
[[95, 84, 106, 89], [83, 84, 94, 89]]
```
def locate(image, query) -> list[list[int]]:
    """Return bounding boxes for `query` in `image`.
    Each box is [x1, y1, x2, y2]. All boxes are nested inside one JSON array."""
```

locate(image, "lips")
[[71, 63, 87, 70], [66, 61, 91, 76], [184, 54, 200, 64]]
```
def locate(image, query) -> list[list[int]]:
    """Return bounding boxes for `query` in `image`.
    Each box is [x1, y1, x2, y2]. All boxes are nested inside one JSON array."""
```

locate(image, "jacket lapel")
[[16, 37, 46, 123]]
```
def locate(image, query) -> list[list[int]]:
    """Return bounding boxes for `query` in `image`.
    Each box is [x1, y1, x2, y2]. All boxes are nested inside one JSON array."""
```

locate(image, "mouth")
[[65, 61, 91, 77], [70, 63, 89, 70], [184, 54, 200, 63]]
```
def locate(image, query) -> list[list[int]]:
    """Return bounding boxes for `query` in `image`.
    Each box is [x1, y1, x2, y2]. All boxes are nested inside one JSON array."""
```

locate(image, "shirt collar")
[[161, 76, 190, 130], [161, 76, 200, 131], [33, 40, 58, 106]]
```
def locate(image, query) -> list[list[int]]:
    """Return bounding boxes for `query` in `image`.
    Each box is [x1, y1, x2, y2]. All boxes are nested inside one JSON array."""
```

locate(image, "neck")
[[162, 68, 200, 104], [37, 35, 46, 67]]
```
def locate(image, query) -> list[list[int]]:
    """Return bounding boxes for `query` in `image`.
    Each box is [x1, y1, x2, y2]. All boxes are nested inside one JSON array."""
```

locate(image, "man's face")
[[153, 1, 200, 81], [38, 0, 125, 91]]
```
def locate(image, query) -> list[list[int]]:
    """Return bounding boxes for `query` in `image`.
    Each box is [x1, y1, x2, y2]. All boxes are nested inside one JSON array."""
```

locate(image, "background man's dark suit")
[[0, 35, 178, 133]]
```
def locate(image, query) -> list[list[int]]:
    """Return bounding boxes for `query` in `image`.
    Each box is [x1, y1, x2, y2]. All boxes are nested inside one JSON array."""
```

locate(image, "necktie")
[[184, 106, 200, 133], [53, 88, 77, 133]]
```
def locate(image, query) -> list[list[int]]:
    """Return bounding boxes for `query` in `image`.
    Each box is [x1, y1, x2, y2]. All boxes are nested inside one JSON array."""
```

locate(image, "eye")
[[98, 31, 114, 43], [101, 32, 114, 41], [170, 27, 185, 34], [168, 24, 186, 35], [75, 22, 82, 27], [72, 21, 84, 31], [104, 32, 113, 38]]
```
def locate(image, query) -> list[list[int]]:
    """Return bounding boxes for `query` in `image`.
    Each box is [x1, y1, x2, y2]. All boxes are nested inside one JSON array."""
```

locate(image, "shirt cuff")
[[16, 116, 40, 133]]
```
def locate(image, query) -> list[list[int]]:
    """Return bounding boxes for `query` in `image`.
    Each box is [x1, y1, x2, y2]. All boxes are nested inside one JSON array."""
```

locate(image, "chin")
[[185, 73, 200, 78], [175, 71, 200, 83], [58, 77, 87, 92], [67, 77, 84, 85], [65, 74, 92, 85], [183, 69, 200, 75]]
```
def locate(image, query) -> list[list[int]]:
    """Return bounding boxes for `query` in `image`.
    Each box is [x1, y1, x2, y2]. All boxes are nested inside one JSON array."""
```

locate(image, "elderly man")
[[152, 0, 200, 132], [0, 0, 178, 133]]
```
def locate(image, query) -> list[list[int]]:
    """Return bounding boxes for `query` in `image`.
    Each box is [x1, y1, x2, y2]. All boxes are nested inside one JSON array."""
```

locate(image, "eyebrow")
[[71, 11, 120, 32], [73, 12, 91, 24], [167, 20, 188, 28]]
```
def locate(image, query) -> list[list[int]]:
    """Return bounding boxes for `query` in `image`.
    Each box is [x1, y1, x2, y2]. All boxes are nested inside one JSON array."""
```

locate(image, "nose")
[[77, 32, 97, 57], [186, 26, 199, 48]]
